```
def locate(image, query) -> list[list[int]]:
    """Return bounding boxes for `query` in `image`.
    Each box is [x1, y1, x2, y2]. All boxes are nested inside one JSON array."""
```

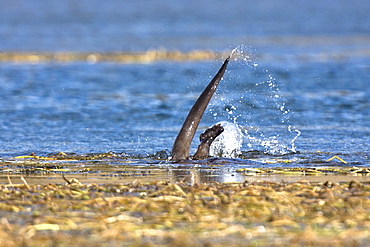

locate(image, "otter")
[[171, 56, 230, 160]]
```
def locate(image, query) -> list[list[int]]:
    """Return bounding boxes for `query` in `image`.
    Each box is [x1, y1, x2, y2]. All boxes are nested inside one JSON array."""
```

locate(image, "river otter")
[[193, 123, 224, 160], [171, 56, 230, 160]]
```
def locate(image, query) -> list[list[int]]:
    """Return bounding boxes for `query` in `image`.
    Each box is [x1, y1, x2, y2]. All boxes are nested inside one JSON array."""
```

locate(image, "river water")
[[0, 0, 369, 183]]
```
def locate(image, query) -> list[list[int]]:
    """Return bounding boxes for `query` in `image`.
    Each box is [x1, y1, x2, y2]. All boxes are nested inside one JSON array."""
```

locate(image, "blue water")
[[0, 0, 369, 166], [2, 0, 370, 52]]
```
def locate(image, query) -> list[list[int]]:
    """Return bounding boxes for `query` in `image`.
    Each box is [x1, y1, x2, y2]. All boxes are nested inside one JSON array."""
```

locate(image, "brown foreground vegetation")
[[0, 176, 369, 247]]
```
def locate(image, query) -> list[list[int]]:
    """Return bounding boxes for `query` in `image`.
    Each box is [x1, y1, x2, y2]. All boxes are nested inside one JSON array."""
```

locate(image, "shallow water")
[[0, 58, 368, 157], [0, 0, 369, 183]]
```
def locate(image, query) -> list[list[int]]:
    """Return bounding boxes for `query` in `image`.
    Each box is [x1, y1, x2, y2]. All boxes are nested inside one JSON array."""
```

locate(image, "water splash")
[[288, 125, 301, 153], [245, 132, 298, 155], [209, 121, 243, 158], [211, 45, 300, 155], [230, 47, 238, 58]]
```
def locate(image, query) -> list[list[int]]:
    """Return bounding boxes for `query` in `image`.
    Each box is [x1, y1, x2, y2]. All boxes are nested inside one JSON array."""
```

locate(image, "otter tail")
[[171, 56, 230, 160]]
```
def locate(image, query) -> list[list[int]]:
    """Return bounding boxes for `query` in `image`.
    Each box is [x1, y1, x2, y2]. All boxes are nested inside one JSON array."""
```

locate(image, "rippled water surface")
[[0, 0, 369, 183]]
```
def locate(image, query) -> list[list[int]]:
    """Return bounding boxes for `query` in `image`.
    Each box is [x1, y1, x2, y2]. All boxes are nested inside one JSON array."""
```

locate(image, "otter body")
[[171, 57, 230, 161]]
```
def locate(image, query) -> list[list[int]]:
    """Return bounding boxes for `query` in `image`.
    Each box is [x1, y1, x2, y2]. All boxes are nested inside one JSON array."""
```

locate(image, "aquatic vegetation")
[[0, 177, 369, 246], [0, 152, 370, 246], [327, 155, 348, 164], [236, 166, 370, 176], [0, 154, 368, 245], [0, 50, 230, 64], [0, 152, 368, 246]]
